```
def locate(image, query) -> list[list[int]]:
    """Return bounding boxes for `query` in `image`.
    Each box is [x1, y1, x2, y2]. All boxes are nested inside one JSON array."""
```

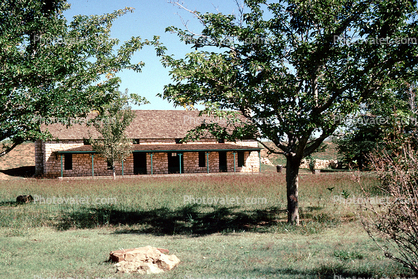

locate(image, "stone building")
[[35, 110, 261, 177]]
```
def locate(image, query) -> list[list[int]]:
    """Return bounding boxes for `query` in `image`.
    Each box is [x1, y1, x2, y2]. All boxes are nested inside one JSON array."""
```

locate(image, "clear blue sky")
[[64, 0, 244, 110]]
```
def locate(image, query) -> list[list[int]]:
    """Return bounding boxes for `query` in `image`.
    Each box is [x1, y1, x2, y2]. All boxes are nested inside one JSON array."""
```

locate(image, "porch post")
[[150, 153, 153, 175], [206, 152, 209, 174], [233, 152, 236, 173], [60, 154, 63, 178], [258, 150, 261, 173], [179, 153, 183, 174], [91, 154, 94, 177]]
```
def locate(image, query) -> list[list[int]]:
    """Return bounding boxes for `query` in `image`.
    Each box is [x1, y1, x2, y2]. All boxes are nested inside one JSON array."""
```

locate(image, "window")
[[238, 151, 245, 167], [107, 161, 112, 170], [64, 154, 72, 170], [133, 139, 140, 144], [199, 151, 206, 167], [175, 138, 182, 144], [83, 138, 91, 145], [218, 138, 225, 143]]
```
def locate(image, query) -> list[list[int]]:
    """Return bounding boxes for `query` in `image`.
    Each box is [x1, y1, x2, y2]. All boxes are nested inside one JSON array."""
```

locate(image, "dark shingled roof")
[[42, 110, 247, 140]]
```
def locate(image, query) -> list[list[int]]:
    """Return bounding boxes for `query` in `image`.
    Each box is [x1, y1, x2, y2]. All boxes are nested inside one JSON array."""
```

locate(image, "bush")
[[361, 141, 418, 274]]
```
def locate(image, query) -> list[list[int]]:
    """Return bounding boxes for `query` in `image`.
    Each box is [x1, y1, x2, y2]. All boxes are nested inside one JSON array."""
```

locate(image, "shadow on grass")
[[56, 204, 289, 235], [253, 263, 408, 279], [312, 263, 375, 278], [0, 201, 17, 206], [318, 168, 350, 173], [0, 166, 35, 177]]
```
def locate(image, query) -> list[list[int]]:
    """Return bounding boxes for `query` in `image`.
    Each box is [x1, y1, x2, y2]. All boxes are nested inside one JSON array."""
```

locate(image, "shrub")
[[361, 141, 418, 274]]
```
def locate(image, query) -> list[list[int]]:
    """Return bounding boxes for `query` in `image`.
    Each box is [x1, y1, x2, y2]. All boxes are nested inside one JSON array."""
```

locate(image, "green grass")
[[0, 222, 407, 279], [0, 173, 413, 278]]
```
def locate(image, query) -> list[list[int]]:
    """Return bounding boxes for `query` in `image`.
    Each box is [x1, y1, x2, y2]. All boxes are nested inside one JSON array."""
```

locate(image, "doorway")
[[133, 153, 147, 174], [168, 152, 184, 173]]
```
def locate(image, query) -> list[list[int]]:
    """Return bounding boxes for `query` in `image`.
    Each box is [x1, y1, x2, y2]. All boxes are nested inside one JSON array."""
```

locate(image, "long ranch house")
[[35, 110, 262, 177]]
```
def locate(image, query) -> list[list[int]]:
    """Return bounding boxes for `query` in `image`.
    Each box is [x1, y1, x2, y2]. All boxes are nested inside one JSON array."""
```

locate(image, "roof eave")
[[57, 147, 261, 154]]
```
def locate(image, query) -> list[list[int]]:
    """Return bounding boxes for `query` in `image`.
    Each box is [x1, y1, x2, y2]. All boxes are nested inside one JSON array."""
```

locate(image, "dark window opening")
[[64, 154, 72, 170], [219, 151, 227, 172], [175, 138, 182, 144], [218, 138, 225, 143], [199, 151, 205, 167], [238, 151, 245, 167], [133, 139, 140, 144], [107, 161, 112, 170], [83, 138, 91, 145]]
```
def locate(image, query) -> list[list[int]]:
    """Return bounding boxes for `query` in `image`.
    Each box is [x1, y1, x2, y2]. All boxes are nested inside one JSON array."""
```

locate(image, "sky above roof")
[[64, 0, 245, 110]]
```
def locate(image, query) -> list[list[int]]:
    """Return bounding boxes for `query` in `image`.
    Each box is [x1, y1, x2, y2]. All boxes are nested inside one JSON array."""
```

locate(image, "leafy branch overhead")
[[0, 0, 162, 157], [162, 0, 418, 156], [160, 0, 418, 224]]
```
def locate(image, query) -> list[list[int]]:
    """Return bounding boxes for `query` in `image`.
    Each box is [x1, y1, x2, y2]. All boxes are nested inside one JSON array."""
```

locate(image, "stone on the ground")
[[16, 195, 33, 203], [109, 246, 180, 274]]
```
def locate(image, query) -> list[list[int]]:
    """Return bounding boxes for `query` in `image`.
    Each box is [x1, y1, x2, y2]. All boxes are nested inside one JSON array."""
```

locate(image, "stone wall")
[[260, 157, 274, 166], [140, 139, 218, 145], [147, 152, 167, 174], [299, 159, 340, 170], [240, 151, 260, 173], [183, 152, 203, 173], [41, 140, 260, 177], [43, 140, 84, 176], [140, 139, 180, 145], [35, 140, 43, 175], [234, 140, 260, 148], [57, 154, 131, 177]]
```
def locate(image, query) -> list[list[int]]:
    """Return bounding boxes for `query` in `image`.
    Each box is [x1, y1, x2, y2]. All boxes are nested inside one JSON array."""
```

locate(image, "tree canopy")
[[335, 82, 418, 169], [0, 0, 159, 156], [160, 0, 418, 224]]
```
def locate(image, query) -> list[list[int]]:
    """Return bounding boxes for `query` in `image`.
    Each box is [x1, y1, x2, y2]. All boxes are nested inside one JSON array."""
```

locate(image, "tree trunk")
[[286, 155, 302, 225], [112, 165, 116, 180]]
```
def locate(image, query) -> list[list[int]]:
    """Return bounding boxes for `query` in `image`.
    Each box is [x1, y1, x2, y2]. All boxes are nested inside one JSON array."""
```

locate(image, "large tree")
[[0, 0, 158, 156], [160, 0, 418, 224]]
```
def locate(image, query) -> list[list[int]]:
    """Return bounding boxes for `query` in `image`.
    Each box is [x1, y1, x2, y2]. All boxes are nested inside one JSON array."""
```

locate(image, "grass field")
[[0, 172, 414, 279], [0, 143, 414, 278]]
